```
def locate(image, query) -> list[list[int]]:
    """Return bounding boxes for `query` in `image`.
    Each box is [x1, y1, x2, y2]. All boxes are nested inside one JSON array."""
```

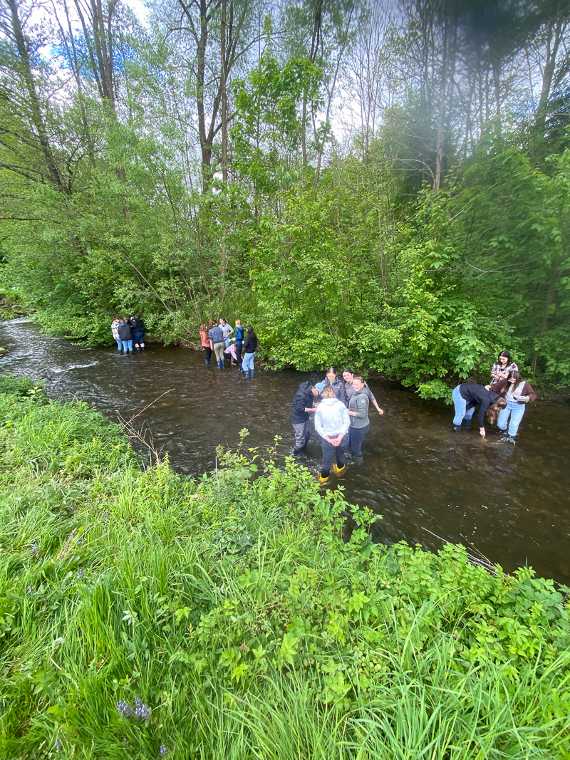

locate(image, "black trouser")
[[319, 434, 347, 477], [235, 340, 243, 365], [203, 346, 212, 366], [349, 424, 369, 457]]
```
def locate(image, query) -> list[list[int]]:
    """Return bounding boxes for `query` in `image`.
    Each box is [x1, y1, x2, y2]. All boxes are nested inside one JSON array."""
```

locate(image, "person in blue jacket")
[[234, 319, 244, 366]]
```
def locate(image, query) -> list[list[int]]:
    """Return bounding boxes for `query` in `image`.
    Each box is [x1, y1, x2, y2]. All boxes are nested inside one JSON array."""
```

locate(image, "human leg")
[[115, 338, 122, 352], [292, 422, 308, 454], [121, 340, 129, 353], [214, 342, 225, 368], [497, 405, 510, 433], [507, 402, 525, 438], [319, 438, 336, 482], [452, 386, 466, 427], [349, 425, 369, 458]]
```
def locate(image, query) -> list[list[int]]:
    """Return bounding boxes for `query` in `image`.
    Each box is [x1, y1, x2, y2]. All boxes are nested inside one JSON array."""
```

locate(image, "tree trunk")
[[7, 0, 67, 193]]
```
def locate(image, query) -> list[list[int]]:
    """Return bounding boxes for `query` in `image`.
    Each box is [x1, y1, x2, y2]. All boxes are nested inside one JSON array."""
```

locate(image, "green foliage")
[[0, 381, 569, 757]]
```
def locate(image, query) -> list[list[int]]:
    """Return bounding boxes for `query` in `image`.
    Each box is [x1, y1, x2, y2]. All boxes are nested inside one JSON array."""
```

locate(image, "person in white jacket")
[[314, 386, 351, 485]]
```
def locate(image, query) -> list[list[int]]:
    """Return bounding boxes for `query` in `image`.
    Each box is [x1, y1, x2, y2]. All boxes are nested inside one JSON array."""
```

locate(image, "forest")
[[0, 0, 569, 399]]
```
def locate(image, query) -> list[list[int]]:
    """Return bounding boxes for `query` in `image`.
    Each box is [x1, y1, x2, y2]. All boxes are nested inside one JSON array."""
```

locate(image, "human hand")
[[377, 408, 384, 416], [479, 427, 486, 438]]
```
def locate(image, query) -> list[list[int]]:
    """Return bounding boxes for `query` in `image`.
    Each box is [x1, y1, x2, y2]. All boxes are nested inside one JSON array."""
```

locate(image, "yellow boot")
[[332, 464, 347, 478], [318, 473, 330, 486]]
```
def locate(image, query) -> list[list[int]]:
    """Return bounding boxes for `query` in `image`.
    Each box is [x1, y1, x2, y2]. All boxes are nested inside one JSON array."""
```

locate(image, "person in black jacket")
[[241, 327, 258, 379], [291, 381, 319, 456], [451, 383, 504, 438], [117, 319, 133, 354]]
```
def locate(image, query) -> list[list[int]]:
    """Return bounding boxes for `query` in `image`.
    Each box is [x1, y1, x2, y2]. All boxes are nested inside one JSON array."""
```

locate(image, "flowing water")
[[1, 318, 569, 583]]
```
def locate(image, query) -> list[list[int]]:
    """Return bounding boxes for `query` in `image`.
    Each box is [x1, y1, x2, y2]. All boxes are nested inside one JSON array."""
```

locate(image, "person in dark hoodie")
[[451, 382, 504, 438], [117, 318, 133, 354], [291, 381, 319, 456], [241, 326, 258, 379]]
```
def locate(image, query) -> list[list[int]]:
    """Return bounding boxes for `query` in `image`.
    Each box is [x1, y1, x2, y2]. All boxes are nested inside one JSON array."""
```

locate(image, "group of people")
[[291, 368, 384, 486], [452, 350, 537, 444], [199, 319, 258, 378], [111, 316, 145, 353]]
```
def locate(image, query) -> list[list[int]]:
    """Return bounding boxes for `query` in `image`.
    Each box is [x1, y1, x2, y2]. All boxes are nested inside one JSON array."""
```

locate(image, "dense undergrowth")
[[0, 374, 569, 759]]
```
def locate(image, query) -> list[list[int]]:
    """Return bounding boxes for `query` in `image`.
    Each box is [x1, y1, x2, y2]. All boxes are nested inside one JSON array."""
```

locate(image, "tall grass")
[[0, 376, 568, 758]]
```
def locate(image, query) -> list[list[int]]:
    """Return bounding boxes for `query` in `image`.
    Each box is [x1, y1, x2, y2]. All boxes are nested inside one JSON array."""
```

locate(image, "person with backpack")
[[497, 371, 537, 444]]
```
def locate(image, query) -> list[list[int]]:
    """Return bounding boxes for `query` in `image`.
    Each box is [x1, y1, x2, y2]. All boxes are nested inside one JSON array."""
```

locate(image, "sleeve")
[[522, 383, 538, 402], [478, 397, 491, 428], [339, 405, 351, 437], [314, 408, 326, 439], [365, 385, 378, 406], [315, 380, 326, 393]]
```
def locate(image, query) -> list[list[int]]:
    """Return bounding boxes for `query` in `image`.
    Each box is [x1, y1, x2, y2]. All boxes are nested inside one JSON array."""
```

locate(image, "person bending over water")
[[314, 386, 350, 486], [497, 371, 537, 445], [347, 375, 370, 462], [315, 367, 347, 405], [452, 383, 504, 438], [290, 381, 319, 456], [343, 369, 384, 415]]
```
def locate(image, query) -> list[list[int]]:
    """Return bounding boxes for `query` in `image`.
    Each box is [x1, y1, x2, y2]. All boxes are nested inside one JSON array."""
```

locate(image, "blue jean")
[[121, 339, 133, 353], [115, 338, 122, 351], [349, 424, 369, 457], [498, 399, 526, 437], [319, 434, 348, 476], [452, 386, 475, 426], [242, 352, 255, 372]]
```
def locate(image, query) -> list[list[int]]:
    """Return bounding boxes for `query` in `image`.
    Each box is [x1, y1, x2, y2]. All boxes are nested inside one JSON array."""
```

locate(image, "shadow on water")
[[1, 318, 569, 583]]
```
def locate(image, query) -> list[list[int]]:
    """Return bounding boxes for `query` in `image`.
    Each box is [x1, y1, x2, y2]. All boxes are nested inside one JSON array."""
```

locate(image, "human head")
[[325, 367, 337, 383], [352, 375, 365, 391], [219, 318, 226, 325], [322, 386, 336, 399], [508, 370, 521, 384], [498, 351, 511, 366], [235, 319, 241, 326], [247, 326, 255, 336], [342, 369, 354, 383], [487, 398, 507, 425]]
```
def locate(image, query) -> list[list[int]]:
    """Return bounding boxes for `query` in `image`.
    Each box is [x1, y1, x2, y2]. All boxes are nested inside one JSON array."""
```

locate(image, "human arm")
[[365, 385, 384, 415], [514, 383, 537, 403]]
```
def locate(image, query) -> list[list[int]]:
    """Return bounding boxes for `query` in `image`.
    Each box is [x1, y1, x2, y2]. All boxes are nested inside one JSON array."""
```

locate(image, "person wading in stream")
[[291, 380, 319, 456], [347, 375, 371, 463], [241, 326, 258, 379], [497, 370, 537, 444], [314, 386, 350, 486], [451, 382, 505, 438], [208, 321, 226, 369]]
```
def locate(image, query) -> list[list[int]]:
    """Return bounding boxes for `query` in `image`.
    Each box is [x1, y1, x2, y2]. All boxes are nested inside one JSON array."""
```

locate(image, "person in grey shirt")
[[314, 386, 350, 485], [347, 375, 371, 461], [343, 369, 384, 416]]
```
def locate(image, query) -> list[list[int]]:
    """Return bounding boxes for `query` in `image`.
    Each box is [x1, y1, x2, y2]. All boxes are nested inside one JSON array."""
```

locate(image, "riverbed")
[[1, 318, 569, 583]]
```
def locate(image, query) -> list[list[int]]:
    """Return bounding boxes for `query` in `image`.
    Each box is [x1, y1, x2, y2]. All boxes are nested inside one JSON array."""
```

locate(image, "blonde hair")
[[322, 386, 336, 399]]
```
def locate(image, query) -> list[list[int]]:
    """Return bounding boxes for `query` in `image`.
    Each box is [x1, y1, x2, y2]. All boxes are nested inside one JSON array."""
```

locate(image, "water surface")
[[1, 319, 569, 583]]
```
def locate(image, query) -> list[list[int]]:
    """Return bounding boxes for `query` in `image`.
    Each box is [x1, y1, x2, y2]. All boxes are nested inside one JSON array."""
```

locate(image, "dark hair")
[[352, 374, 364, 383], [342, 368, 354, 375], [487, 398, 506, 425], [247, 326, 256, 336], [498, 350, 512, 362], [508, 370, 521, 383], [326, 366, 336, 375]]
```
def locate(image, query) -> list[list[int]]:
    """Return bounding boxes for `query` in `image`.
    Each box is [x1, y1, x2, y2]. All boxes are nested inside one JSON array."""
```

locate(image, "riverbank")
[[1, 374, 569, 758]]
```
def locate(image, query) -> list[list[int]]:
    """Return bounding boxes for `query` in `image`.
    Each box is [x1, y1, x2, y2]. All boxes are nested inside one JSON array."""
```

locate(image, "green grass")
[[0, 375, 569, 759]]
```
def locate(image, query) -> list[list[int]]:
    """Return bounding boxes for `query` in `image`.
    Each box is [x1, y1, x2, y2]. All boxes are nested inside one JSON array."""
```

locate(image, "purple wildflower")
[[159, 745, 169, 757], [30, 541, 39, 557], [116, 699, 133, 718], [133, 696, 152, 721]]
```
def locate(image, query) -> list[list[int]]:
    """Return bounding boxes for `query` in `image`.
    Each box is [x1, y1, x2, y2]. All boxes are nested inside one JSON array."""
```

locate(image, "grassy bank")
[[0, 375, 569, 759]]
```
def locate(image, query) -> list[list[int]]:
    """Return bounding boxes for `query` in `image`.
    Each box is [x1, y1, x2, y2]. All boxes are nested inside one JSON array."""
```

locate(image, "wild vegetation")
[[0, 0, 569, 398], [0, 375, 569, 758]]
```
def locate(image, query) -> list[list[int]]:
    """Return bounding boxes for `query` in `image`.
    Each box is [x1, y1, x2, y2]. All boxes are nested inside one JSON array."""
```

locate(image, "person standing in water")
[[234, 319, 244, 366], [117, 318, 133, 354], [111, 317, 121, 352], [290, 380, 319, 456], [129, 315, 145, 351], [491, 351, 518, 384], [497, 371, 537, 444], [347, 375, 370, 462], [199, 323, 212, 366], [241, 326, 258, 378], [208, 321, 226, 369], [315, 367, 347, 405], [314, 386, 350, 485], [342, 369, 384, 415]]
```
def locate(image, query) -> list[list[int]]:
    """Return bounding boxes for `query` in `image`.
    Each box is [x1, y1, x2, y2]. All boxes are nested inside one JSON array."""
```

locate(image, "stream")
[[1, 318, 569, 583]]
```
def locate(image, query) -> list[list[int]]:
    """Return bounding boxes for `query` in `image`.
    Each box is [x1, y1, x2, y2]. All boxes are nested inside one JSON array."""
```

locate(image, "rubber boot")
[[248, 369, 254, 379], [332, 464, 346, 478], [218, 360, 224, 369], [318, 473, 330, 486]]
